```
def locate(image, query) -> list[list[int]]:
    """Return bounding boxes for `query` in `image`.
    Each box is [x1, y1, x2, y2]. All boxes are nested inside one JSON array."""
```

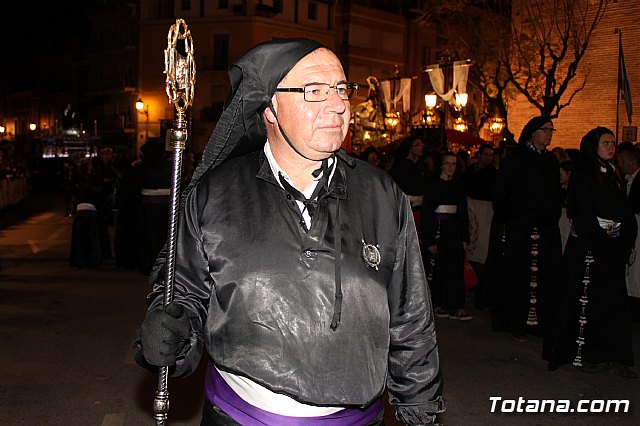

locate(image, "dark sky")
[[4, 1, 89, 67], [1, 1, 91, 94]]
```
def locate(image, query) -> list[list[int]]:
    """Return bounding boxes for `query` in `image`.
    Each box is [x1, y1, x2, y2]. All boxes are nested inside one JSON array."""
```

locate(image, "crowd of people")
[[367, 116, 638, 380], [65, 138, 184, 274], [50, 38, 640, 425], [59, 117, 638, 386], [61, 112, 638, 387]]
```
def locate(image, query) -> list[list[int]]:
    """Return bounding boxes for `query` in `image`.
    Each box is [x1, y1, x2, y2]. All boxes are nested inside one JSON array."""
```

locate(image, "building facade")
[[507, 0, 640, 148], [137, 0, 434, 154]]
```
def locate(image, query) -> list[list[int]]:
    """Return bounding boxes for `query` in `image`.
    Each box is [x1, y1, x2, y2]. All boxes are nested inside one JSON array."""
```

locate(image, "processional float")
[[153, 18, 196, 426]]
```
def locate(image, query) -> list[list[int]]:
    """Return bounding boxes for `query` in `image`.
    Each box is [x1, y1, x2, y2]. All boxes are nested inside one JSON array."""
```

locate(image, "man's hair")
[[624, 147, 640, 165], [618, 141, 634, 154], [478, 144, 494, 155]]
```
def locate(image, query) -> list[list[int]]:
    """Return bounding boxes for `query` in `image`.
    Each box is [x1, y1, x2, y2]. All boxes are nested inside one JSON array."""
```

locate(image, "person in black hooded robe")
[[543, 127, 637, 378], [487, 116, 562, 341], [132, 39, 445, 425]]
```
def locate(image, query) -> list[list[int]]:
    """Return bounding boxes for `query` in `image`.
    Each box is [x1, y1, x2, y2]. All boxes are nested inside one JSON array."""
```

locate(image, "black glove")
[[140, 302, 191, 367]]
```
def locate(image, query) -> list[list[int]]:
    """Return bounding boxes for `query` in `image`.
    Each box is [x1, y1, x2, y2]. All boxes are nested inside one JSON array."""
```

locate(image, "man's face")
[[410, 139, 424, 158], [559, 168, 570, 185], [619, 152, 631, 174], [532, 123, 554, 149], [478, 147, 494, 167], [619, 150, 639, 175], [270, 49, 350, 161]]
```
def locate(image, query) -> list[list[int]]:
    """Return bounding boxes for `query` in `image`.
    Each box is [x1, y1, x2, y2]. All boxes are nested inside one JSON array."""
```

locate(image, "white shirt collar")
[[263, 140, 336, 198]]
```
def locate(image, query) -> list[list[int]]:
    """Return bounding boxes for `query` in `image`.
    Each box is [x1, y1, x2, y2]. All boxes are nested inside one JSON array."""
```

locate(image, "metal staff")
[[153, 18, 196, 426]]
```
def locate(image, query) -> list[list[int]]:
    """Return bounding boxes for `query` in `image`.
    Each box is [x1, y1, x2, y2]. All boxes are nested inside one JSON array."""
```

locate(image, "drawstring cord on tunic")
[[277, 158, 344, 330], [330, 197, 342, 330], [278, 159, 329, 227]]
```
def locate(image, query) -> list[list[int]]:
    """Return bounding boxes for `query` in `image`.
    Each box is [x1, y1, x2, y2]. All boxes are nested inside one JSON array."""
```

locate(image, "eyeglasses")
[[538, 127, 556, 133], [276, 82, 359, 102]]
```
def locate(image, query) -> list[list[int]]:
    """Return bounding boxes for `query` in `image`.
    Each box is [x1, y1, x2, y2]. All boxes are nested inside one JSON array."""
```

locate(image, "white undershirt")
[[216, 141, 340, 417], [264, 140, 336, 228]]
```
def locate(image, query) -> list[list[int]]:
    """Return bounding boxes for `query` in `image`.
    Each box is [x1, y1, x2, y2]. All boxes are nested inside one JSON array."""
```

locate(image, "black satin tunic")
[[145, 150, 444, 422]]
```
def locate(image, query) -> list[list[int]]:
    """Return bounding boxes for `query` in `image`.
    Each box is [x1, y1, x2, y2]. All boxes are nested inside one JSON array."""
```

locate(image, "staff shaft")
[[153, 18, 195, 425]]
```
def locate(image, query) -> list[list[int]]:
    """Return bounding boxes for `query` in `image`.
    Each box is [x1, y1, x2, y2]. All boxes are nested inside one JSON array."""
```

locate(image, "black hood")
[[149, 38, 325, 283], [518, 116, 552, 145], [190, 38, 325, 188]]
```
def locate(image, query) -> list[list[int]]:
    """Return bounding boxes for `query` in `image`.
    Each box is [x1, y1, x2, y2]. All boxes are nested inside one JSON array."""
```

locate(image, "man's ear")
[[264, 102, 277, 124]]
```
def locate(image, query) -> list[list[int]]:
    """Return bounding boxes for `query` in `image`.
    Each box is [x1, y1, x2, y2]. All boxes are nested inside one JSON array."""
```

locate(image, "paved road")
[[1, 193, 638, 425]]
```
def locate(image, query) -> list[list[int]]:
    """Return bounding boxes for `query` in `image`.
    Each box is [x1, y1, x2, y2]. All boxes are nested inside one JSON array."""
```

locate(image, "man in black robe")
[[390, 137, 431, 205], [487, 116, 562, 342], [463, 144, 497, 201], [463, 143, 497, 307], [133, 39, 444, 425], [619, 146, 640, 320]]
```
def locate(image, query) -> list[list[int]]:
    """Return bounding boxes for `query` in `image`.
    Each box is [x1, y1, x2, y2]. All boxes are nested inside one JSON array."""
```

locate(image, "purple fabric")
[[75, 210, 97, 218], [204, 363, 383, 426], [435, 212, 455, 221], [141, 194, 170, 204]]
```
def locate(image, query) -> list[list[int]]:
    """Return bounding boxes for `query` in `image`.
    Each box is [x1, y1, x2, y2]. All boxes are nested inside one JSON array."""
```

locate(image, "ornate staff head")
[[164, 19, 196, 114]]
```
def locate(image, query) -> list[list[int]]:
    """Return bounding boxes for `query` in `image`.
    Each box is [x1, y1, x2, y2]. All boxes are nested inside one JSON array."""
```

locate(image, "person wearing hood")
[[487, 116, 563, 342], [132, 39, 445, 425], [544, 127, 637, 378]]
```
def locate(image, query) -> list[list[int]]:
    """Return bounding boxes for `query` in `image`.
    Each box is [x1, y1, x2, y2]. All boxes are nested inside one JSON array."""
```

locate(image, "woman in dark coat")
[[422, 152, 472, 320], [488, 116, 563, 341], [544, 127, 637, 378]]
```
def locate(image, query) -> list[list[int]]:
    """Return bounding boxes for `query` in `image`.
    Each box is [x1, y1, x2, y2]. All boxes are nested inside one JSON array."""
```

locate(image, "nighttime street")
[[2, 1, 640, 425], [1, 192, 638, 425]]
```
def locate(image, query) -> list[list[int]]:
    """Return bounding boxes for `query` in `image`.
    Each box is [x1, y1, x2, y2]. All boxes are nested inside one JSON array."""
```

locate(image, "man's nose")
[[324, 88, 347, 113]]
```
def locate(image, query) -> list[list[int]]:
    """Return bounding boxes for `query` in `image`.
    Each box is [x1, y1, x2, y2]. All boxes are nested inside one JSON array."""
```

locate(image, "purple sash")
[[435, 212, 455, 221], [141, 194, 170, 204], [204, 363, 382, 426]]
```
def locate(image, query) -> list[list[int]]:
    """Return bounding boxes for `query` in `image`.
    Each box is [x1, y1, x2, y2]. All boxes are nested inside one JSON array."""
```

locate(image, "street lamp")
[[425, 93, 438, 109], [454, 92, 468, 111], [489, 116, 505, 146], [136, 97, 149, 141], [384, 112, 400, 131], [422, 93, 440, 128]]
